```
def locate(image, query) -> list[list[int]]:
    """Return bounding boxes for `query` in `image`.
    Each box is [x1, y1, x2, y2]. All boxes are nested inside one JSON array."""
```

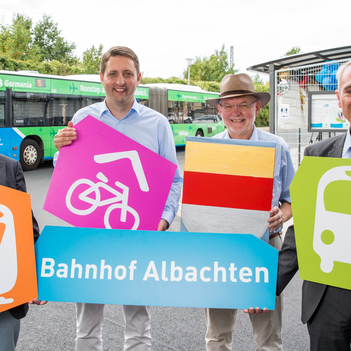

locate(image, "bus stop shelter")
[[248, 45, 351, 169]]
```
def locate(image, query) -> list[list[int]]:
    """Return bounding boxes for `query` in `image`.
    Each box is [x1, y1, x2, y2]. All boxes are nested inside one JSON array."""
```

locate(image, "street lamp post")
[[186, 58, 193, 85]]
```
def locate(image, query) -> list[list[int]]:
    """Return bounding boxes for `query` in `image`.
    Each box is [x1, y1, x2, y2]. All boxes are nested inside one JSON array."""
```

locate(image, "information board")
[[308, 91, 349, 132]]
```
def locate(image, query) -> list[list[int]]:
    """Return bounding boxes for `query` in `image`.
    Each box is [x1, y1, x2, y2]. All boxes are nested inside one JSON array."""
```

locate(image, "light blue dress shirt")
[[213, 127, 296, 234], [54, 99, 183, 225], [342, 128, 351, 159]]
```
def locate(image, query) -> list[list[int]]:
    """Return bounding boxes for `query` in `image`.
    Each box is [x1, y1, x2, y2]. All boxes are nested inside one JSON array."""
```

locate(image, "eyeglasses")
[[219, 99, 258, 112]]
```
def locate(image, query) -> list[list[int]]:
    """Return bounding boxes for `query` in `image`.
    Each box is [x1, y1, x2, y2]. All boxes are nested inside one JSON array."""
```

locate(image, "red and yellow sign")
[[0, 185, 37, 313], [181, 138, 276, 240]]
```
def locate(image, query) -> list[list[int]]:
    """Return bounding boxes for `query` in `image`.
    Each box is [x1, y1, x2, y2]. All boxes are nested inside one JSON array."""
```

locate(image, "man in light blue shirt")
[[204, 73, 295, 351], [54, 46, 182, 351]]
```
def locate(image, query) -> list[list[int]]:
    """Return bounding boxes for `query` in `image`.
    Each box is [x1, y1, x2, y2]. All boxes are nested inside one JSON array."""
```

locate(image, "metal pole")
[[185, 58, 193, 86], [269, 64, 275, 134]]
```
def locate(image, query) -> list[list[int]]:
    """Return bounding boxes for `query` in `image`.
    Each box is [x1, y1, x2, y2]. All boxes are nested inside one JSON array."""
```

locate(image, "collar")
[[342, 127, 351, 157], [98, 99, 140, 120], [249, 125, 258, 141], [223, 125, 257, 140]]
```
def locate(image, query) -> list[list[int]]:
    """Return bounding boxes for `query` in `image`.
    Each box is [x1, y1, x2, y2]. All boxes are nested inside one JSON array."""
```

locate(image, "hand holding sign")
[[45, 116, 177, 231], [54, 120, 76, 150]]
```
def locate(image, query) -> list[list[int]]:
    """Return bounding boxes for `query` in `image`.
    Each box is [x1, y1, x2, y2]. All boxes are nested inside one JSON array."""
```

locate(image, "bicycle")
[[65, 150, 149, 230]]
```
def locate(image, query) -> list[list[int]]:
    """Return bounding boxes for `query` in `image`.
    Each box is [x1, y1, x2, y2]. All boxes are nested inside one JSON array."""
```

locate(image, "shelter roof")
[[248, 46, 351, 73]]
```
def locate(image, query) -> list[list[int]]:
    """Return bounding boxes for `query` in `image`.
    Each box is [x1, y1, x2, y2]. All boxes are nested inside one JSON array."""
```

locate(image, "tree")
[[284, 46, 301, 56], [183, 44, 237, 82], [253, 77, 270, 127], [82, 44, 104, 74], [33, 15, 76, 63], [0, 13, 38, 61]]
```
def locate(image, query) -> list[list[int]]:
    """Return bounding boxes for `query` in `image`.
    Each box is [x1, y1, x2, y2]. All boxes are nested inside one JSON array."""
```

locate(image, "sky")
[[0, 0, 350, 82]]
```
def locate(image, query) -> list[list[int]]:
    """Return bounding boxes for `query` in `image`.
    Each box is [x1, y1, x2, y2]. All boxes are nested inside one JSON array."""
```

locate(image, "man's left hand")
[[157, 219, 169, 231], [267, 206, 284, 233], [267, 202, 292, 233]]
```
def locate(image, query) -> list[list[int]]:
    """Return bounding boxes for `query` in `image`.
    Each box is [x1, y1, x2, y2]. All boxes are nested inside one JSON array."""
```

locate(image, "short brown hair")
[[100, 46, 140, 76]]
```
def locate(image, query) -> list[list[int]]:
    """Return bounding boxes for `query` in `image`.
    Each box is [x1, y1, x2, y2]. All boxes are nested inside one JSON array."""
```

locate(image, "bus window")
[[137, 98, 148, 107], [0, 92, 5, 127], [82, 96, 104, 108], [13, 93, 46, 127], [168, 101, 218, 123], [47, 96, 81, 126]]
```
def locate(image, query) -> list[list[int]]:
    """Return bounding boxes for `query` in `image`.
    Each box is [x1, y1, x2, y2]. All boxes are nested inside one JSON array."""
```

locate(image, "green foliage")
[[33, 15, 76, 63], [141, 76, 186, 84], [252, 74, 264, 85], [183, 44, 237, 82], [140, 76, 220, 92], [0, 13, 85, 73], [0, 14, 37, 61], [194, 81, 220, 92], [253, 79, 270, 127], [82, 44, 104, 74], [284, 46, 301, 56], [0, 54, 83, 75]]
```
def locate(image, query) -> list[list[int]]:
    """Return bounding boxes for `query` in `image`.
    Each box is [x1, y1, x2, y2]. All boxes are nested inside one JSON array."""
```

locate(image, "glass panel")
[[168, 101, 218, 124], [13, 93, 46, 126], [0, 92, 4, 127], [47, 96, 82, 126], [82, 96, 104, 108], [136, 98, 149, 107]]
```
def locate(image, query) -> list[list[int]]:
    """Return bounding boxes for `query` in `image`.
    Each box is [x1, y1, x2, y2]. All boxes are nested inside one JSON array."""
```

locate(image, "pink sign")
[[44, 116, 177, 230]]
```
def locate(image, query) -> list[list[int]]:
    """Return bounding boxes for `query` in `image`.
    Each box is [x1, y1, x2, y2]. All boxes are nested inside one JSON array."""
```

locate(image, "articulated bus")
[[0, 70, 224, 170]]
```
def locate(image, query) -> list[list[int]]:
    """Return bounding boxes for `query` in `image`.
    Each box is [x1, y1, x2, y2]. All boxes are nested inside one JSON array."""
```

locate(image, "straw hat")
[[206, 73, 271, 107]]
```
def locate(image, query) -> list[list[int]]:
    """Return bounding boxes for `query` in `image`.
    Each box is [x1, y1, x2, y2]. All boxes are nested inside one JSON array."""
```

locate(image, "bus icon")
[[313, 165, 351, 273]]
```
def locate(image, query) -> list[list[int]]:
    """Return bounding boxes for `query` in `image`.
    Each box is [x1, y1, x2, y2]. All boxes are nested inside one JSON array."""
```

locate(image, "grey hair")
[[336, 60, 351, 91]]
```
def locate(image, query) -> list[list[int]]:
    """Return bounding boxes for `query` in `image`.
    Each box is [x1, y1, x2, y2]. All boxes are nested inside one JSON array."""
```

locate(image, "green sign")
[[168, 90, 219, 103], [135, 86, 149, 99], [0, 74, 51, 93], [291, 156, 351, 290], [0, 73, 149, 99]]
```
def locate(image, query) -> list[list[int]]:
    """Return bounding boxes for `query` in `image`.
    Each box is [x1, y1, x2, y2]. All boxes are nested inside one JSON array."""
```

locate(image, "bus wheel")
[[195, 130, 204, 137], [20, 139, 41, 171]]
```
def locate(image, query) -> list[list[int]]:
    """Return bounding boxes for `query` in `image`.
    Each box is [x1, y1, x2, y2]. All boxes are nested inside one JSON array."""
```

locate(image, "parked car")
[[193, 114, 222, 123]]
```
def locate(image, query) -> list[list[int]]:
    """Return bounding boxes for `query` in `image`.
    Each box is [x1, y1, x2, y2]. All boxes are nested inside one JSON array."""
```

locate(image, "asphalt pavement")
[[15, 147, 309, 351]]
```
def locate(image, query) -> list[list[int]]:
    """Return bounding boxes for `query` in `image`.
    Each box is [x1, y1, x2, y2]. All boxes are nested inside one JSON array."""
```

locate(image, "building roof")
[[248, 45, 351, 73]]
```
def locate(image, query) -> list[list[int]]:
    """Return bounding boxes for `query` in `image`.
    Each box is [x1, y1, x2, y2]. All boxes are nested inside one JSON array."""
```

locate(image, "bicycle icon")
[[65, 150, 149, 230]]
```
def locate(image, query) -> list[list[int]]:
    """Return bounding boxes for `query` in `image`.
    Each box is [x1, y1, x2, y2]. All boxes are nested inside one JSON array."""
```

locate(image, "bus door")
[[0, 90, 12, 158]]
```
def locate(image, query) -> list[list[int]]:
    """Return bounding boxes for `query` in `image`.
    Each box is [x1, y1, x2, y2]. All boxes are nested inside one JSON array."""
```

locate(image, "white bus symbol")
[[0, 204, 17, 305], [66, 150, 149, 230], [313, 165, 351, 273]]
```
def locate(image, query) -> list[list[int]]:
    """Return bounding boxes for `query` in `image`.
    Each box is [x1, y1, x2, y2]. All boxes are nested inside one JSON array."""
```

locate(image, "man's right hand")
[[54, 121, 77, 151]]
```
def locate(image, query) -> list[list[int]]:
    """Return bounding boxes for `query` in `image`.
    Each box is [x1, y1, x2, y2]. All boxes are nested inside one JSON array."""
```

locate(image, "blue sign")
[[35, 226, 278, 309]]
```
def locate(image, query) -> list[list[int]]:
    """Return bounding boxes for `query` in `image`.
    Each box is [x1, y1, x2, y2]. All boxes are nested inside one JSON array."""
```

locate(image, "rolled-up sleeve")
[[279, 145, 295, 204], [158, 121, 183, 225]]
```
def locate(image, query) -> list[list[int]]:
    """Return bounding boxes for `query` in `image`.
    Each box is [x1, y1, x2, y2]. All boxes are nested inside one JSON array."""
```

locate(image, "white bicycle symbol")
[[66, 150, 149, 230]]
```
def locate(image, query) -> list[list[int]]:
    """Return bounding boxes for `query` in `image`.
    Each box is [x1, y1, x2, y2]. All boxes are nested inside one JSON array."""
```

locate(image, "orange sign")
[[0, 185, 37, 313]]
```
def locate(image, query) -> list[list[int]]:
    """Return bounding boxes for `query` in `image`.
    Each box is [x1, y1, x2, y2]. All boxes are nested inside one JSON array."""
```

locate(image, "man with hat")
[[204, 73, 295, 351]]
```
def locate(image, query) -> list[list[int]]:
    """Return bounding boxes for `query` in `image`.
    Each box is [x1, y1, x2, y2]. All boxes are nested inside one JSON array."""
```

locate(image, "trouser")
[[205, 235, 283, 351], [307, 286, 351, 351], [0, 311, 20, 351], [76, 303, 151, 351]]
